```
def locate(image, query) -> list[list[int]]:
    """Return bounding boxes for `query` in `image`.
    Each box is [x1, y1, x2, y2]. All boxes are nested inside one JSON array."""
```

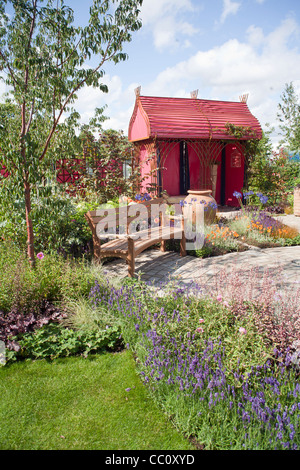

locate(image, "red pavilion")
[[128, 88, 262, 206]]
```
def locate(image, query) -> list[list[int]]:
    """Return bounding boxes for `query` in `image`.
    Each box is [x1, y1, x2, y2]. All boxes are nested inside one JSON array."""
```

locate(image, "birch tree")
[[0, 0, 142, 266]]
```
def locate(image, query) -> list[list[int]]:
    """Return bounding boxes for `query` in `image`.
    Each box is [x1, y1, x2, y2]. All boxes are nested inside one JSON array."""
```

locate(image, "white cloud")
[[219, 0, 241, 25], [75, 75, 123, 126], [140, 0, 200, 51], [143, 16, 300, 146], [0, 79, 8, 99], [246, 25, 265, 47], [75, 76, 143, 134]]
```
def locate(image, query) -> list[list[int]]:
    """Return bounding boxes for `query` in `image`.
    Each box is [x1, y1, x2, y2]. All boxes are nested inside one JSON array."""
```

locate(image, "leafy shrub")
[[5, 322, 122, 364], [0, 183, 95, 257], [0, 301, 64, 351], [32, 196, 94, 258], [247, 147, 300, 205], [0, 241, 106, 314], [283, 235, 300, 246]]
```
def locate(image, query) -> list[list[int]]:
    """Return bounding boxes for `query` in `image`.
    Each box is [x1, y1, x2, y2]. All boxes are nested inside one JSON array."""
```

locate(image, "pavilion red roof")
[[128, 95, 262, 141]]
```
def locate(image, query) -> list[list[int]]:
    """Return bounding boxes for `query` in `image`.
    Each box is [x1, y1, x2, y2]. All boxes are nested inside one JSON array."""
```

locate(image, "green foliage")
[[0, 0, 143, 262], [224, 122, 261, 166], [90, 280, 272, 375], [31, 191, 94, 256], [247, 145, 300, 204], [246, 126, 277, 197], [277, 82, 300, 153], [282, 234, 300, 246], [0, 181, 97, 255], [68, 128, 137, 203], [225, 120, 300, 202], [244, 82, 300, 204], [5, 322, 121, 363], [0, 241, 105, 314]]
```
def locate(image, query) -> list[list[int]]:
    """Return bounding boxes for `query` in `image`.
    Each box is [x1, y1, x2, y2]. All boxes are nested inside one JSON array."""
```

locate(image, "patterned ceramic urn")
[[184, 190, 217, 225]]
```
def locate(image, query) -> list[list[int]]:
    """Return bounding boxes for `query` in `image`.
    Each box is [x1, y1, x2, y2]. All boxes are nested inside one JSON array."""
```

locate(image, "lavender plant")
[[88, 277, 300, 450]]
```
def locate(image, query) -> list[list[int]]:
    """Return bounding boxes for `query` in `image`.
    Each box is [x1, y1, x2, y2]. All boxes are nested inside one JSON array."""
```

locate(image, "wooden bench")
[[85, 198, 186, 277]]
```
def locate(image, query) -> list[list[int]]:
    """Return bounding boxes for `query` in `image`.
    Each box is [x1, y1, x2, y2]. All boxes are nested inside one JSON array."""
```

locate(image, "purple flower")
[[37, 252, 44, 260], [259, 195, 269, 205]]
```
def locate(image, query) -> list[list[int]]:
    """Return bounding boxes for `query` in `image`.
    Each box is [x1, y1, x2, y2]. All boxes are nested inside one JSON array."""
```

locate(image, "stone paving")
[[102, 214, 300, 295], [103, 245, 300, 289], [273, 214, 300, 232]]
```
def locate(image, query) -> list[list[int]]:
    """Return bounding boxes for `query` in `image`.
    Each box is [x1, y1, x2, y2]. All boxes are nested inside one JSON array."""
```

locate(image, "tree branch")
[[21, 0, 38, 137], [39, 38, 114, 161], [0, 49, 19, 88]]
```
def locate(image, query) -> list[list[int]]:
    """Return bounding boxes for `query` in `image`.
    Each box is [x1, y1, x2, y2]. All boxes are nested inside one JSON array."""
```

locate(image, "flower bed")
[[223, 191, 300, 249], [88, 276, 300, 450], [226, 210, 300, 248], [1, 239, 300, 450]]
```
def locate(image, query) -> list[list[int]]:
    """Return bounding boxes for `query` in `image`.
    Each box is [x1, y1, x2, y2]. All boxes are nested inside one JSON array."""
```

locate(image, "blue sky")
[[2, 0, 300, 147], [72, 0, 300, 148]]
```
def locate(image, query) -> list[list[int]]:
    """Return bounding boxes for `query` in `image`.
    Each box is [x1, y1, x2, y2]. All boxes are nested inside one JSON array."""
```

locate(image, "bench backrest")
[[85, 197, 175, 237]]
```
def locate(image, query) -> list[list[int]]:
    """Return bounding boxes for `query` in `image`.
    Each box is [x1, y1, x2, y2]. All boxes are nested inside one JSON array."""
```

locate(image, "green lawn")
[[0, 350, 194, 450]]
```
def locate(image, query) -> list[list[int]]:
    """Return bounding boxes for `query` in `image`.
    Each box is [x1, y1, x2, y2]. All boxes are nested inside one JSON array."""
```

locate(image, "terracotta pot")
[[184, 190, 217, 225], [294, 187, 300, 217]]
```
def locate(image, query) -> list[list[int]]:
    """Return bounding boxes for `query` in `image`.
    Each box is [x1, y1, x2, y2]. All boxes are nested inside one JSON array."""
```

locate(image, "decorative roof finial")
[[135, 86, 141, 97], [239, 93, 249, 103], [190, 89, 199, 99]]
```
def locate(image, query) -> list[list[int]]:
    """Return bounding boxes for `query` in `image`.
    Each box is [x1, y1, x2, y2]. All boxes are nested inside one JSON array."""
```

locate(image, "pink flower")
[[37, 252, 44, 260], [239, 327, 247, 335], [223, 301, 229, 308], [196, 327, 204, 333], [199, 318, 205, 323], [217, 294, 222, 302]]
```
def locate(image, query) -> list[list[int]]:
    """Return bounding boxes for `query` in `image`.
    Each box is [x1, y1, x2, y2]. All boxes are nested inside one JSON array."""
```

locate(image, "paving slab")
[[273, 214, 300, 232], [102, 213, 300, 295], [103, 245, 300, 298]]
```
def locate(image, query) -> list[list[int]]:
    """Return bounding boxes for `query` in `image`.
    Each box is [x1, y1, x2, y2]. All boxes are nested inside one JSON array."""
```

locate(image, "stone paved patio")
[[102, 245, 300, 291], [101, 214, 300, 296]]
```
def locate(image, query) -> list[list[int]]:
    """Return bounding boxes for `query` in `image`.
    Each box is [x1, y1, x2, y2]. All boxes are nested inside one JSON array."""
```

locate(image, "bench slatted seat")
[[85, 198, 186, 277]]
